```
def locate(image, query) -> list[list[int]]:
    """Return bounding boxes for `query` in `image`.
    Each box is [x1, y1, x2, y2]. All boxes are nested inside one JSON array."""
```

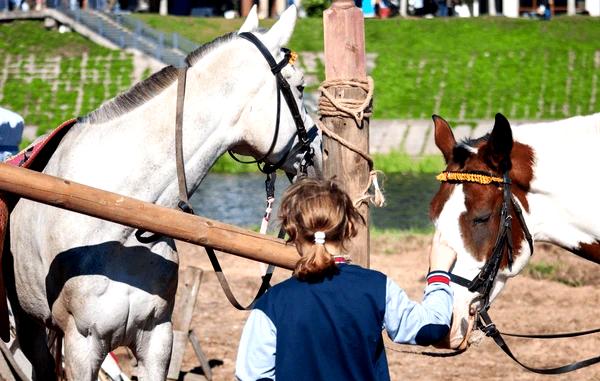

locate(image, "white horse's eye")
[[296, 84, 305, 93]]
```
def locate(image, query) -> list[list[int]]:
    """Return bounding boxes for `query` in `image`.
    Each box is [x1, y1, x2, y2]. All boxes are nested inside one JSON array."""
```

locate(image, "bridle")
[[136, 32, 319, 310], [436, 170, 533, 313], [436, 170, 600, 374], [227, 32, 317, 177]]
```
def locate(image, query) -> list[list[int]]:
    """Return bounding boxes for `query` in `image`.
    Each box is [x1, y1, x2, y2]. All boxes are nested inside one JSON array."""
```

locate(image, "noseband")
[[228, 32, 317, 176], [437, 170, 600, 374]]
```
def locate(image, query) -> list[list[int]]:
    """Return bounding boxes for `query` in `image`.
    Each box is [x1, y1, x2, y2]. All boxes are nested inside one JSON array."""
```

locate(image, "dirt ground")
[[168, 235, 600, 381]]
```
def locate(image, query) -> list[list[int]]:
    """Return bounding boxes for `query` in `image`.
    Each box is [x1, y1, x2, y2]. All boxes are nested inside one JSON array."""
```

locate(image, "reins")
[[137, 32, 317, 311], [228, 32, 315, 176], [437, 170, 600, 374]]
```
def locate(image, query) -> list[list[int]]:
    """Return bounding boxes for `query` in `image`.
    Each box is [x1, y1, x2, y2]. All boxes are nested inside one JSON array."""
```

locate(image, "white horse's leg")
[[4, 252, 56, 381], [63, 318, 107, 381], [12, 308, 56, 381], [133, 321, 173, 381]]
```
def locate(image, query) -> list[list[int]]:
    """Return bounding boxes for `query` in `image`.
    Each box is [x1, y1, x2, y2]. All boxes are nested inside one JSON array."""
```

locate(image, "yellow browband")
[[436, 171, 504, 185], [289, 51, 298, 65]]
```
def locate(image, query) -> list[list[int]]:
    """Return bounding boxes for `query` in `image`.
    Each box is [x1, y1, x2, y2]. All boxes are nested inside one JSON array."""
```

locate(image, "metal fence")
[[6, 0, 200, 67]]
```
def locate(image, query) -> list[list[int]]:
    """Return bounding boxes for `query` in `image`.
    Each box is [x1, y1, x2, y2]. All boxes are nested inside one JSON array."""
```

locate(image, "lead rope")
[[316, 77, 385, 208], [477, 310, 600, 374]]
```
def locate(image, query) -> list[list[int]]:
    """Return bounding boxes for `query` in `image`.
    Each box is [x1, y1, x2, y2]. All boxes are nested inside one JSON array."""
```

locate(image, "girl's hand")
[[429, 231, 457, 272]]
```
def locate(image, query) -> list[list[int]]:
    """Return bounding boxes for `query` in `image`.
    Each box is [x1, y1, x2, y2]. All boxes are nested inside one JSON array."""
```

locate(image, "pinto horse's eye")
[[473, 213, 491, 225], [296, 84, 305, 93]]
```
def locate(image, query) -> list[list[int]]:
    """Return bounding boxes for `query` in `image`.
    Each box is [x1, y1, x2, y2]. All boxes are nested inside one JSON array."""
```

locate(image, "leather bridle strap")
[[175, 67, 193, 212], [448, 172, 534, 309], [440, 169, 600, 373], [501, 326, 600, 339], [204, 226, 286, 311], [478, 310, 600, 374], [171, 65, 277, 310], [228, 32, 313, 174]]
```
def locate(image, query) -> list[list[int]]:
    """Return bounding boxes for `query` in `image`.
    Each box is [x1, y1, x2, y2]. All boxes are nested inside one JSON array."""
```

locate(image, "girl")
[[236, 178, 455, 381]]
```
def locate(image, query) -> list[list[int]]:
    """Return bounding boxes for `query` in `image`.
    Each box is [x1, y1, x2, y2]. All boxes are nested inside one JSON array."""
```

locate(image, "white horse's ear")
[[239, 5, 259, 33], [263, 5, 297, 51]]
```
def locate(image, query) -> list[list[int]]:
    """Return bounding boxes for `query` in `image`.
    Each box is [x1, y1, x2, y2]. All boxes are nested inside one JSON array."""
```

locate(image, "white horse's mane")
[[82, 32, 238, 125]]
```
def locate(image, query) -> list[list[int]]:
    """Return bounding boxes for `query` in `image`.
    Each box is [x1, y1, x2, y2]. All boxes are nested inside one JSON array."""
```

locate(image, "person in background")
[[536, 0, 552, 19], [0, 106, 24, 162], [235, 178, 456, 381], [436, 0, 449, 15]]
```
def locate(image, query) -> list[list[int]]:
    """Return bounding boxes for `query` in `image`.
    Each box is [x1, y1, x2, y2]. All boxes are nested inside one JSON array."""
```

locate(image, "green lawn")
[[0, 21, 133, 138], [2, 16, 599, 174], [136, 14, 600, 121]]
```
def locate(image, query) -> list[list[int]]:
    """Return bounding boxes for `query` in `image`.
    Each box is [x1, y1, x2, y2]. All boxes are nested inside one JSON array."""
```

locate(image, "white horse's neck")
[[50, 38, 274, 210], [512, 113, 600, 249]]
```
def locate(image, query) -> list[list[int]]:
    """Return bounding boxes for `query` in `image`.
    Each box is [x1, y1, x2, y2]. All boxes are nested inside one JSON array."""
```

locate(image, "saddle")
[[0, 118, 77, 342]]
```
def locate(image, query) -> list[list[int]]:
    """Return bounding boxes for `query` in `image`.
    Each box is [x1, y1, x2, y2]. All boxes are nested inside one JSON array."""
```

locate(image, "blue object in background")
[[169, 0, 191, 15], [0, 107, 24, 162], [362, 0, 375, 17]]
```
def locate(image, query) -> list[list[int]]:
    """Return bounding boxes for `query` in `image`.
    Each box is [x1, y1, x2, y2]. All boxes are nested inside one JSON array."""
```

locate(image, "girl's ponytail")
[[293, 232, 336, 281], [279, 178, 364, 282]]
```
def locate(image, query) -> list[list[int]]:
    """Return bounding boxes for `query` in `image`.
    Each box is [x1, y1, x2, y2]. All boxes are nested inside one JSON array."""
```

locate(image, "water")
[[190, 173, 440, 232]]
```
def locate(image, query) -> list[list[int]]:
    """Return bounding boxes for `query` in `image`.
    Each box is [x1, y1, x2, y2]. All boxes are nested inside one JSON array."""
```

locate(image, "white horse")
[[429, 112, 600, 349], [8, 6, 321, 380]]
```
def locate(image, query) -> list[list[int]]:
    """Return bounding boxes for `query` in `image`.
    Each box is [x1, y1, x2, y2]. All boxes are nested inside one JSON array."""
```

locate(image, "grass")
[[0, 21, 133, 135], [370, 226, 434, 238], [211, 153, 263, 173], [524, 260, 585, 287], [372, 151, 444, 174], [135, 15, 600, 121], [3, 17, 599, 173], [208, 150, 445, 174]]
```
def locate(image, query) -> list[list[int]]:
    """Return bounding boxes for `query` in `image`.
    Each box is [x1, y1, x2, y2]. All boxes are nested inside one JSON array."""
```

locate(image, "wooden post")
[[322, 0, 370, 268], [0, 164, 299, 270]]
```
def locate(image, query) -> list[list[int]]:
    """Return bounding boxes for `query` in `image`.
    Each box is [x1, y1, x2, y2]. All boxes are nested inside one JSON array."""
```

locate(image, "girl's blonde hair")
[[278, 178, 364, 281]]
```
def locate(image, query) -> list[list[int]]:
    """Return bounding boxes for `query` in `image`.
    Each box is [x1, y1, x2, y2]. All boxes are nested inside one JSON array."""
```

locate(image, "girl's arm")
[[235, 309, 277, 381], [383, 272, 453, 345]]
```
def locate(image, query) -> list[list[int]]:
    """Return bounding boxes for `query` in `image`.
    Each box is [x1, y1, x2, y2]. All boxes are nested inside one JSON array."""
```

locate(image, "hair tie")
[[314, 231, 326, 245]]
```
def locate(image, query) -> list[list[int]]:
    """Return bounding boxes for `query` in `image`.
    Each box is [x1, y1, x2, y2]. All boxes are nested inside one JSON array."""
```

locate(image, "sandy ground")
[[163, 235, 600, 381]]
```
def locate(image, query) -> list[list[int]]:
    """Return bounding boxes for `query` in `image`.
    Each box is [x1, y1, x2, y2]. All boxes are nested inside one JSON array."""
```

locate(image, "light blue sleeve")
[[235, 309, 277, 381], [383, 277, 453, 345]]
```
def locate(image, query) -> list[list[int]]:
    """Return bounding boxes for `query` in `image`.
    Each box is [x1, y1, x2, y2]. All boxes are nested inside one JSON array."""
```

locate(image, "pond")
[[190, 172, 440, 233]]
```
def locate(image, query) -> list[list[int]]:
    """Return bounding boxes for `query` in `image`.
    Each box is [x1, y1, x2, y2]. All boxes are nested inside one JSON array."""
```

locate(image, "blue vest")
[[255, 264, 390, 381]]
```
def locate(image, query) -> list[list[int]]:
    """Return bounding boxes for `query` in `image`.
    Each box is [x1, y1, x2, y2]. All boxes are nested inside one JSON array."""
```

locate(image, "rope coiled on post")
[[316, 77, 385, 208]]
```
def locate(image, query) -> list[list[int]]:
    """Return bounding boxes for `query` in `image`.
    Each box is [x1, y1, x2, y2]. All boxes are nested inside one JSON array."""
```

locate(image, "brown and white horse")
[[429, 112, 600, 350]]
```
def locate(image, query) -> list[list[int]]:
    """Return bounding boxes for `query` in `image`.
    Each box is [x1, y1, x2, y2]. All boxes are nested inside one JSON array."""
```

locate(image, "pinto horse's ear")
[[486, 113, 514, 172], [263, 5, 297, 52], [238, 5, 259, 33], [433, 115, 456, 164]]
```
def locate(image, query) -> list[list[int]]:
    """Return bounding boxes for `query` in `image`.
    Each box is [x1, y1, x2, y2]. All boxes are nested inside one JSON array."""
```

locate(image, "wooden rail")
[[0, 163, 299, 270]]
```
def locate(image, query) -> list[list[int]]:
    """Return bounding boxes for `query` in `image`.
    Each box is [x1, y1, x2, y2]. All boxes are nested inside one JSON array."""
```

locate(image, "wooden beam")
[[321, 0, 370, 268], [0, 164, 299, 270]]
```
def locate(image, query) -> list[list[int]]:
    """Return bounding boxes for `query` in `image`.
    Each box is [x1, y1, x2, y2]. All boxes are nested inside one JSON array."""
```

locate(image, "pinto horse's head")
[[429, 113, 535, 349]]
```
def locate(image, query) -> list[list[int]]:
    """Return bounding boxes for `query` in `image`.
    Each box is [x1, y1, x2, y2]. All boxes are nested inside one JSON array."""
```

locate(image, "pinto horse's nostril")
[[469, 305, 477, 316]]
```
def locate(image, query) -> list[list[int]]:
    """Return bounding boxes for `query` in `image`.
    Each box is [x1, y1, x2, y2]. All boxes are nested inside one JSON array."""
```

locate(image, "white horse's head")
[[429, 113, 535, 349], [226, 5, 322, 178]]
